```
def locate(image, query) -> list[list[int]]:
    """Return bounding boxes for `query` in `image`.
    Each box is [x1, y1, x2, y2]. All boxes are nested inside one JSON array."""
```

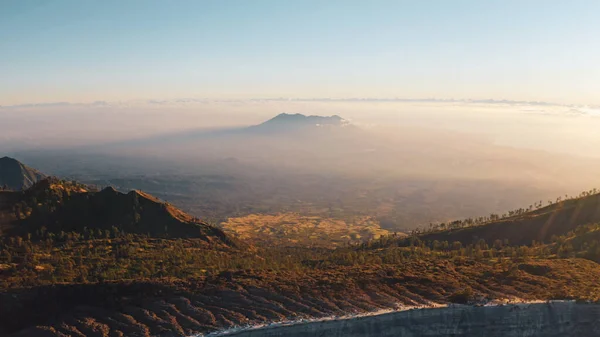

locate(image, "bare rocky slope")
[[3, 259, 600, 337]]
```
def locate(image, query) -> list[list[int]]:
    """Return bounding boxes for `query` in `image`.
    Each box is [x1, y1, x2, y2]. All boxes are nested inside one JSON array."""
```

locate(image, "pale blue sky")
[[1, 0, 599, 105]]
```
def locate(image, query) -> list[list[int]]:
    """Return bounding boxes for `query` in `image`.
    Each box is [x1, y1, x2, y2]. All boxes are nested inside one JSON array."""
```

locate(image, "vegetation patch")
[[221, 213, 393, 247]]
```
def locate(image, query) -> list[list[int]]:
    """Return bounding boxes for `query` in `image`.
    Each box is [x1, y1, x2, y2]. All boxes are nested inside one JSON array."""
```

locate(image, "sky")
[[1, 0, 599, 105]]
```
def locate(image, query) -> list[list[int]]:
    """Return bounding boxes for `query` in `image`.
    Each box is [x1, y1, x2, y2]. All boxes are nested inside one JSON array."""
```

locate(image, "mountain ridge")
[[0, 176, 236, 246], [417, 190, 600, 246], [0, 156, 46, 191]]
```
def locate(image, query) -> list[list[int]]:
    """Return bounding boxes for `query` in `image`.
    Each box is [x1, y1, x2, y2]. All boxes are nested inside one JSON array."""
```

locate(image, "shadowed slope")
[[1, 177, 235, 246], [0, 157, 45, 191]]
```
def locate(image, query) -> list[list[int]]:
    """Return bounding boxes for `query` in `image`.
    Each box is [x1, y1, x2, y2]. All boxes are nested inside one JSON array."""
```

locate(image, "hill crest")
[[1, 177, 236, 247], [418, 191, 600, 246], [0, 156, 46, 191]]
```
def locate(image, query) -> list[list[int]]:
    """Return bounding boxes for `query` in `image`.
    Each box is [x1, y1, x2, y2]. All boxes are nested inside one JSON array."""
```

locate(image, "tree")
[[448, 287, 475, 304]]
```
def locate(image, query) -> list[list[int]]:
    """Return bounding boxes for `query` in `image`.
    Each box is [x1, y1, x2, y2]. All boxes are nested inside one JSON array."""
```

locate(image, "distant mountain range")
[[0, 156, 45, 190], [82, 113, 372, 171]]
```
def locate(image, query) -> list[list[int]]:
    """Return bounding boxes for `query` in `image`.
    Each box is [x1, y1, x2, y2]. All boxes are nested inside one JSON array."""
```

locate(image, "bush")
[[448, 287, 475, 304]]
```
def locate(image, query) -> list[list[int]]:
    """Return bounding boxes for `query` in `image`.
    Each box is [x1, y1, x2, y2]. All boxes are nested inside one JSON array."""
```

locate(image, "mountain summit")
[[0, 156, 46, 191], [265, 113, 347, 125], [250, 113, 351, 133]]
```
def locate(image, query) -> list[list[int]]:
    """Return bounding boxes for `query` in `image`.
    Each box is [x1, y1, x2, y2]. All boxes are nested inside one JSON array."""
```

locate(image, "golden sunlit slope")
[[221, 213, 395, 247], [420, 191, 600, 246]]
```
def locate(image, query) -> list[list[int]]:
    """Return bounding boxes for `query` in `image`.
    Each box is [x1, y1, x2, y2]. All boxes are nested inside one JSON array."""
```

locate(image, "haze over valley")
[[2, 1, 600, 336], [5, 101, 600, 233]]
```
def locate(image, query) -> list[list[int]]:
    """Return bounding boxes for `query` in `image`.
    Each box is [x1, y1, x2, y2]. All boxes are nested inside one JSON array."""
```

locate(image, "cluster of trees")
[[550, 223, 600, 261], [0, 227, 309, 288]]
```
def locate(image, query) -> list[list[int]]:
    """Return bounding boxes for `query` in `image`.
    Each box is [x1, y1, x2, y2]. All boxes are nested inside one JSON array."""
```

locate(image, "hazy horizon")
[[2, 99, 600, 161], [3, 1, 599, 159], [2, 0, 600, 228]]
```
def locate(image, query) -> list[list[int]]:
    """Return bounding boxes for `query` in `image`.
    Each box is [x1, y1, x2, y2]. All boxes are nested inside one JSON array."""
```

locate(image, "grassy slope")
[[221, 213, 392, 247]]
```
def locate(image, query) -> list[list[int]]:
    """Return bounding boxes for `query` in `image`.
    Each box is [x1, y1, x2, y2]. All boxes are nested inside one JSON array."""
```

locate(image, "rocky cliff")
[[218, 302, 600, 337]]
